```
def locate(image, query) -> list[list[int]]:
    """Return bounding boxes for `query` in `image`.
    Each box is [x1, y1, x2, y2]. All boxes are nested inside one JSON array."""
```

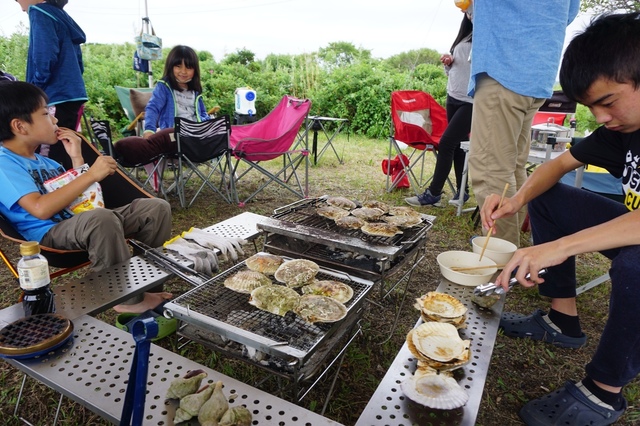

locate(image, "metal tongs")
[[474, 268, 548, 297]]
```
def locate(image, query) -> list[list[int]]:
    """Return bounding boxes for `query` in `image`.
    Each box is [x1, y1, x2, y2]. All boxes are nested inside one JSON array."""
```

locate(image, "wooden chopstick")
[[479, 183, 510, 261], [450, 264, 506, 272]]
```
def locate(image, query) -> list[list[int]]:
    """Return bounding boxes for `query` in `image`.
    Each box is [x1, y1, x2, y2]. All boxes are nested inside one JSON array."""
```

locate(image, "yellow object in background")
[[454, 0, 471, 11]]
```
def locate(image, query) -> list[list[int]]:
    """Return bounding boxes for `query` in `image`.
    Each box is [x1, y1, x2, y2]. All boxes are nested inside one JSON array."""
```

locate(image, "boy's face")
[[20, 101, 59, 145], [581, 78, 640, 134]]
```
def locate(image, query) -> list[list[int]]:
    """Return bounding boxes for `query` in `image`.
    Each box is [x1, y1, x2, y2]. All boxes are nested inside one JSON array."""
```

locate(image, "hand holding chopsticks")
[[479, 183, 510, 261]]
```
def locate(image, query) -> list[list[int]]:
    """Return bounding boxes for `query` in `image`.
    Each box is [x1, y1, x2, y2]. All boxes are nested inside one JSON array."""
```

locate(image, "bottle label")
[[18, 262, 50, 290]]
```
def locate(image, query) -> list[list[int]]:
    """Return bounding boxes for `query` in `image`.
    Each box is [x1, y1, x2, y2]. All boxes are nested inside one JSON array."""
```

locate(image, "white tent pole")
[[143, 0, 153, 88]]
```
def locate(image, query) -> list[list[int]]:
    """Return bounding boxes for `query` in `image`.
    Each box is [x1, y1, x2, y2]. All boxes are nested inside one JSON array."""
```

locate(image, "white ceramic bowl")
[[436, 251, 498, 286], [471, 237, 517, 265]]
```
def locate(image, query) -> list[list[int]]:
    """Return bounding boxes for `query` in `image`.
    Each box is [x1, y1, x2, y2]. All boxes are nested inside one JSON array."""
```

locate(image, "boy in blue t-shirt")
[[0, 81, 172, 276]]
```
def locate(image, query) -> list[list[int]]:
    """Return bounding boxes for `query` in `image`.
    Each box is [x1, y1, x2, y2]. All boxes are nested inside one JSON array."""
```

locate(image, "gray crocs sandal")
[[500, 309, 587, 348], [519, 380, 627, 426]]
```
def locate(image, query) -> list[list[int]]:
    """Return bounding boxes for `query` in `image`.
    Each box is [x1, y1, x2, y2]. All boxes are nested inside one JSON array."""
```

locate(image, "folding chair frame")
[[150, 116, 234, 208]]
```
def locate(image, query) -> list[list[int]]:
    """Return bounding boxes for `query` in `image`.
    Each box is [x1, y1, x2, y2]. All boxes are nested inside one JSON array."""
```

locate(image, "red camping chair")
[[229, 95, 312, 206], [386, 90, 453, 195]]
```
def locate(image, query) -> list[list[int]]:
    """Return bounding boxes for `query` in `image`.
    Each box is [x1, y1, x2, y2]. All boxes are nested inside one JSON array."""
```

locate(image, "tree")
[[580, 0, 640, 13], [317, 41, 372, 70], [222, 48, 255, 66]]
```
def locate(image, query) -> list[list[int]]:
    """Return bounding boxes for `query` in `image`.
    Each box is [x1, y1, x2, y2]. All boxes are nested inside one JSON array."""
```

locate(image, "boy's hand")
[[56, 128, 82, 159], [88, 156, 118, 182]]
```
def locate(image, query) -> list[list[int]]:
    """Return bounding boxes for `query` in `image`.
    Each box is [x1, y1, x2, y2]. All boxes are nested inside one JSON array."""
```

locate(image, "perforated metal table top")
[[5, 315, 344, 425], [355, 279, 505, 426], [203, 211, 267, 241], [0, 255, 173, 327]]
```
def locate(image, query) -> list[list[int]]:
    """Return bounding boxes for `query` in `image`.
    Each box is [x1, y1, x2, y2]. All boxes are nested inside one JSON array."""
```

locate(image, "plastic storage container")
[[235, 87, 256, 116]]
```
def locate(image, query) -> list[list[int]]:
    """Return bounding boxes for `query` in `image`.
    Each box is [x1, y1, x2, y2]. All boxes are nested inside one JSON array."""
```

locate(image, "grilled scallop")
[[301, 280, 354, 303], [383, 214, 423, 228], [316, 205, 351, 220], [245, 253, 284, 275], [350, 207, 385, 221], [362, 200, 389, 213], [326, 196, 357, 210], [294, 294, 348, 323], [401, 370, 469, 410], [388, 206, 422, 219], [274, 259, 320, 288], [415, 292, 467, 319], [335, 215, 366, 230], [223, 270, 272, 294], [249, 285, 300, 316], [361, 222, 403, 237]]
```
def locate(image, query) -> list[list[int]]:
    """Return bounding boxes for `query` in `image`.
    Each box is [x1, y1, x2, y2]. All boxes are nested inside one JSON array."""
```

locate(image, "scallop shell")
[[301, 280, 354, 303], [383, 214, 423, 228], [245, 253, 284, 275], [421, 312, 467, 329], [326, 196, 357, 210], [249, 285, 300, 316], [413, 334, 467, 362], [362, 200, 389, 213], [274, 259, 320, 288], [294, 294, 347, 323], [388, 206, 422, 218], [223, 270, 272, 294], [361, 222, 402, 238], [416, 348, 471, 371], [350, 207, 385, 221], [334, 215, 366, 230], [401, 371, 469, 409], [415, 292, 467, 319], [316, 205, 351, 220]]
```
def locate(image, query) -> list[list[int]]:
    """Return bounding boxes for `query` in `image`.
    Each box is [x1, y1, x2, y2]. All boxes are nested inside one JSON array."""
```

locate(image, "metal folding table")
[[299, 116, 349, 165]]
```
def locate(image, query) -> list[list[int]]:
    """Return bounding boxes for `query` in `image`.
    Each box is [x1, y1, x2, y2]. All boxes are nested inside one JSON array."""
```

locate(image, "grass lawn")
[[0, 132, 636, 425]]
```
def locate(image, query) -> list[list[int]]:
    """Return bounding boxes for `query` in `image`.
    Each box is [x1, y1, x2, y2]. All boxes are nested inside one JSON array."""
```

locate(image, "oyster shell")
[[301, 280, 354, 303], [326, 196, 357, 210], [335, 215, 366, 230], [350, 207, 385, 221], [249, 285, 300, 316], [316, 205, 351, 220], [401, 370, 469, 409], [245, 253, 284, 275], [294, 294, 348, 323], [415, 292, 467, 319], [224, 270, 272, 294], [382, 214, 423, 228], [274, 259, 320, 288], [361, 222, 402, 237], [362, 200, 389, 213]]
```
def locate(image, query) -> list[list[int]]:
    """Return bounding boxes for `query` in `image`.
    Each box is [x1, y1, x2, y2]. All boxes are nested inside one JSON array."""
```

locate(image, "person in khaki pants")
[[467, 0, 579, 246]]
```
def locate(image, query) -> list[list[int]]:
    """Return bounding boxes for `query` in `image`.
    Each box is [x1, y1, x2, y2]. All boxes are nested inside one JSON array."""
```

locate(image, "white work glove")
[[182, 227, 247, 262], [164, 237, 219, 276]]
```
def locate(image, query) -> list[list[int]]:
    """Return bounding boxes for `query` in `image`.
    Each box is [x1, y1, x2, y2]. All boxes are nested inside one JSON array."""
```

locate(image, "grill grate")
[[164, 258, 373, 359]]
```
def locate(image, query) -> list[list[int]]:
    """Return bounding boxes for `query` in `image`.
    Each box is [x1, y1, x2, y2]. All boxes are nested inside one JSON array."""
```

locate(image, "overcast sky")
[[0, 0, 593, 62]]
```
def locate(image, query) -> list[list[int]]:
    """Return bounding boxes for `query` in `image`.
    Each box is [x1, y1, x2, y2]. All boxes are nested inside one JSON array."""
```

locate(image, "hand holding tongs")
[[474, 268, 548, 297]]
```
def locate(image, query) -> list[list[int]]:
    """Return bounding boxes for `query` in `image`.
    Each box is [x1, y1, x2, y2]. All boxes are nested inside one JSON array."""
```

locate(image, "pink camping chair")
[[229, 95, 312, 206], [387, 90, 452, 196]]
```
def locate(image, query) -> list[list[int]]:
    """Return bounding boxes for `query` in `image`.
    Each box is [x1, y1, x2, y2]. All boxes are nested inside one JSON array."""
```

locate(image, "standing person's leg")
[[47, 101, 86, 169], [448, 101, 473, 195], [40, 208, 132, 271], [469, 76, 535, 246]]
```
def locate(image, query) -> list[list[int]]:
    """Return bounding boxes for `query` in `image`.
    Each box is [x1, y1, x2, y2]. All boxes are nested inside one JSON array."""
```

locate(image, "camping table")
[[355, 278, 506, 426], [2, 314, 344, 426], [300, 116, 349, 165]]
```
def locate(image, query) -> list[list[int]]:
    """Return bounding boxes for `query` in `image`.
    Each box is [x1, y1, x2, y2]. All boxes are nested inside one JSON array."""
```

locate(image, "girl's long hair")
[[162, 45, 202, 93], [450, 14, 473, 54]]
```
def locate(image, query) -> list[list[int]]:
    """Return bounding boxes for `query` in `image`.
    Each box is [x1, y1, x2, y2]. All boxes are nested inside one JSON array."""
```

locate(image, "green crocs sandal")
[[115, 310, 177, 342]]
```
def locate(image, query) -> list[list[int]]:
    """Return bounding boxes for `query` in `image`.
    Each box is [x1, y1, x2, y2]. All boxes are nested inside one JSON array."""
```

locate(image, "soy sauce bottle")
[[17, 241, 55, 316]]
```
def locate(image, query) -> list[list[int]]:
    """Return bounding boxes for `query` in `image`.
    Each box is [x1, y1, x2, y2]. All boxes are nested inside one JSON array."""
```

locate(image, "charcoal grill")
[[258, 197, 434, 296], [163, 256, 373, 403]]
